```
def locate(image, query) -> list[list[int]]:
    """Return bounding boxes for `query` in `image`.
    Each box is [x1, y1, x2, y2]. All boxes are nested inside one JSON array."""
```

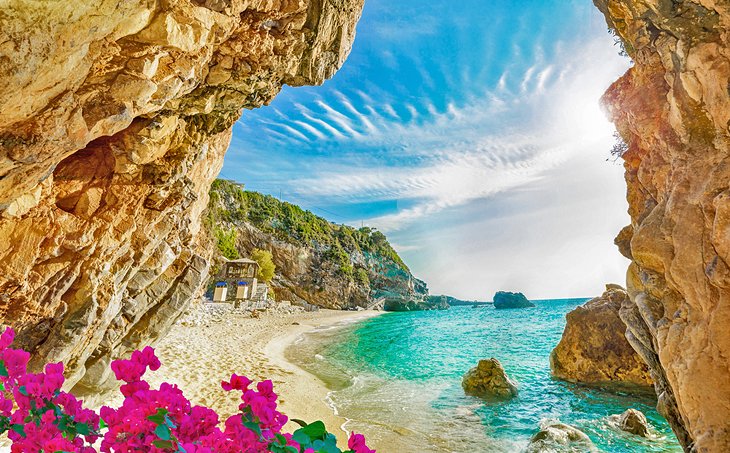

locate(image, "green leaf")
[[18, 386, 28, 396], [164, 415, 177, 429], [292, 430, 310, 446], [274, 433, 287, 445], [243, 421, 262, 436], [0, 362, 7, 377], [99, 418, 107, 430], [9, 423, 26, 437], [152, 440, 174, 449], [148, 414, 165, 425], [155, 423, 171, 441], [300, 420, 327, 440], [75, 422, 90, 436], [290, 418, 308, 428]]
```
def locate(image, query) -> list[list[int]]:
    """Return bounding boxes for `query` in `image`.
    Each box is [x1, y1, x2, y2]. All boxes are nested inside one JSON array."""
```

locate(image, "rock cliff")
[[550, 285, 652, 386], [0, 0, 364, 395], [595, 0, 730, 450], [207, 180, 429, 309]]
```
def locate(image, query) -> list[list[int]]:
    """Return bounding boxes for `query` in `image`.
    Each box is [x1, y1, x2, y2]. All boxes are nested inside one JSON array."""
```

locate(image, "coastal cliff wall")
[[0, 0, 364, 395], [595, 1, 730, 450], [207, 180, 429, 309]]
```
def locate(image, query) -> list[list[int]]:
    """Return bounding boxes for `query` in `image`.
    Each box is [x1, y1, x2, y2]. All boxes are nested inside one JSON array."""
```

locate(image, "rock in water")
[[609, 409, 651, 438], [492, 291, 535, 309], [596, 1, 730, 448], [0, 0, 364, 397], [526, 420, 597, 453], [550, 285, 652, 386], [462, 358, 518, 399]]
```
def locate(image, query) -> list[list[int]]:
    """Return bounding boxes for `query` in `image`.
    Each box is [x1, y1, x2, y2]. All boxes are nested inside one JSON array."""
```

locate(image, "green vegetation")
[[251, 248, 276, 283], [207, 179, 409, 273], [213, 227, 239, 260], [354, 268, 370, 286]]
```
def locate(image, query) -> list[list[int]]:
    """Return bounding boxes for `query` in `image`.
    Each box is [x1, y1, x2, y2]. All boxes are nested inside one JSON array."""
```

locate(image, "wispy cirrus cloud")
[[231, 37, 625, 233], [222, 0, 632, 298]]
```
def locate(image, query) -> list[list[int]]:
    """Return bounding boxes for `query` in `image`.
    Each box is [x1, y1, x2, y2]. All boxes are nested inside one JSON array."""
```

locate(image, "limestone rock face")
[[492, 291, 535, 309], [594, 0, 730, 449], [526, 420, 597, 453], [461, 358, 518, 399], [550, 285, 652, 386], [0, 0, 364, 395]]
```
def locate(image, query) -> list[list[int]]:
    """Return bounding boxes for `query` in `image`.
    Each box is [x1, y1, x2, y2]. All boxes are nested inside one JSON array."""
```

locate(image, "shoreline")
[[136, 304, 384, 447], [262, 309, 383, 438]]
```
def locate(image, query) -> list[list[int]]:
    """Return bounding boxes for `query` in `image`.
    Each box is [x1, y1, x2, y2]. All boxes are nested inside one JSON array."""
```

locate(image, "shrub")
[[354, 268, 370, 287], [610, 131, 629, 158], [252, 249, 276, 283], [214, 228, 239, 260], [0, 327, 374, 453]]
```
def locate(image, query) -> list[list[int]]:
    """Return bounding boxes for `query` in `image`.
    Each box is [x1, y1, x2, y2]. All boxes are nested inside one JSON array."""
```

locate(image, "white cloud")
[[267, 37, 627, 236], [225, 19, 632, 299]]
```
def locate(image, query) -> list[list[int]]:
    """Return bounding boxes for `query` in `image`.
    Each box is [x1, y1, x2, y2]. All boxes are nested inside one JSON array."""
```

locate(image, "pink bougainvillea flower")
[[349, 432, 376, 453], [221, 373, 252, 392], [0, 326, 371, 452]]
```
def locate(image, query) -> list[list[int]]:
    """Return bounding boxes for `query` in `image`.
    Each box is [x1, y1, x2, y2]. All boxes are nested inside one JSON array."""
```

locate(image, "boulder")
[[526, 420, 597, 453], [462, 358, 518, 399], [492, 291, 535, 309], [609, 409, 651, 437], [550, 285, 652, 386]]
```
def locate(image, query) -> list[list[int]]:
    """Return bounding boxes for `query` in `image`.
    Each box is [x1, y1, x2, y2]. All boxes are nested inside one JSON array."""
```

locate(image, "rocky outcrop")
[[594, 1, 730, 450], [609, 409, 651, 438], [493, 291, 535, 309], [207, 181, 428, 309], [0, 0, 364, 395], [526, 420, 597, 453], [550, 285, 652, 386], [382, 296, 448, 311], [461, 358, 518, 399]]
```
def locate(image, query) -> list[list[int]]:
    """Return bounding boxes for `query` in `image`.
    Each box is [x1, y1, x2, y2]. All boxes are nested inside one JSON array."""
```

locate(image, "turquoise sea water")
[[287, 300, 682, 452]]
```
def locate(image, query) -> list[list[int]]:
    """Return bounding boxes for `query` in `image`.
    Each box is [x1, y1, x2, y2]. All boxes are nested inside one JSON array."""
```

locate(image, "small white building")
[[213, 258, 260, 303]]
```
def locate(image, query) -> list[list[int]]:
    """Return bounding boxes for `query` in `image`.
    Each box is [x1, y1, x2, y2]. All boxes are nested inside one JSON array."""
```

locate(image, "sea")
[[286, 299, 682, 452]]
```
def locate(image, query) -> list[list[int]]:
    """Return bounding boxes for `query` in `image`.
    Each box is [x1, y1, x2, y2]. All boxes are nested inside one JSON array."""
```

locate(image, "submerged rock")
[[550, 285, 652, 386], [526, 420, 597, 453], [609, 409, 651, 438], [493, 291, 535, 309], [462, 358, 518, 399]]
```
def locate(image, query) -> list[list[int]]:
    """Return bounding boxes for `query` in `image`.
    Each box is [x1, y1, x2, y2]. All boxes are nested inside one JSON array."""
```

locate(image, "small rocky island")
[[493, 291, 535, 309]]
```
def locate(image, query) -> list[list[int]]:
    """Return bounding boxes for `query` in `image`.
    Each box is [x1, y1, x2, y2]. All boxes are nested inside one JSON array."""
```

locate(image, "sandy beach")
[[141, 304, 383, 445]]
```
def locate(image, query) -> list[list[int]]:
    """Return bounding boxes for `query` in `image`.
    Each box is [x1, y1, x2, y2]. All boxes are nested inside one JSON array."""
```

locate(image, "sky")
[[220, 0, 632, 300]]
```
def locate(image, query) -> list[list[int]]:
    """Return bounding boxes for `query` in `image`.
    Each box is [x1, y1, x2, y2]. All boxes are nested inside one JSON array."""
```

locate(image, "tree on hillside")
[[251, 248, 275, 283], [214, 228, 239, 260]]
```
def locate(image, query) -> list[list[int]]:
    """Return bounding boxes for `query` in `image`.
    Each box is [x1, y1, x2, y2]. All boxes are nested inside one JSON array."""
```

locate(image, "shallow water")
[[287, 300, 681, 452]]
